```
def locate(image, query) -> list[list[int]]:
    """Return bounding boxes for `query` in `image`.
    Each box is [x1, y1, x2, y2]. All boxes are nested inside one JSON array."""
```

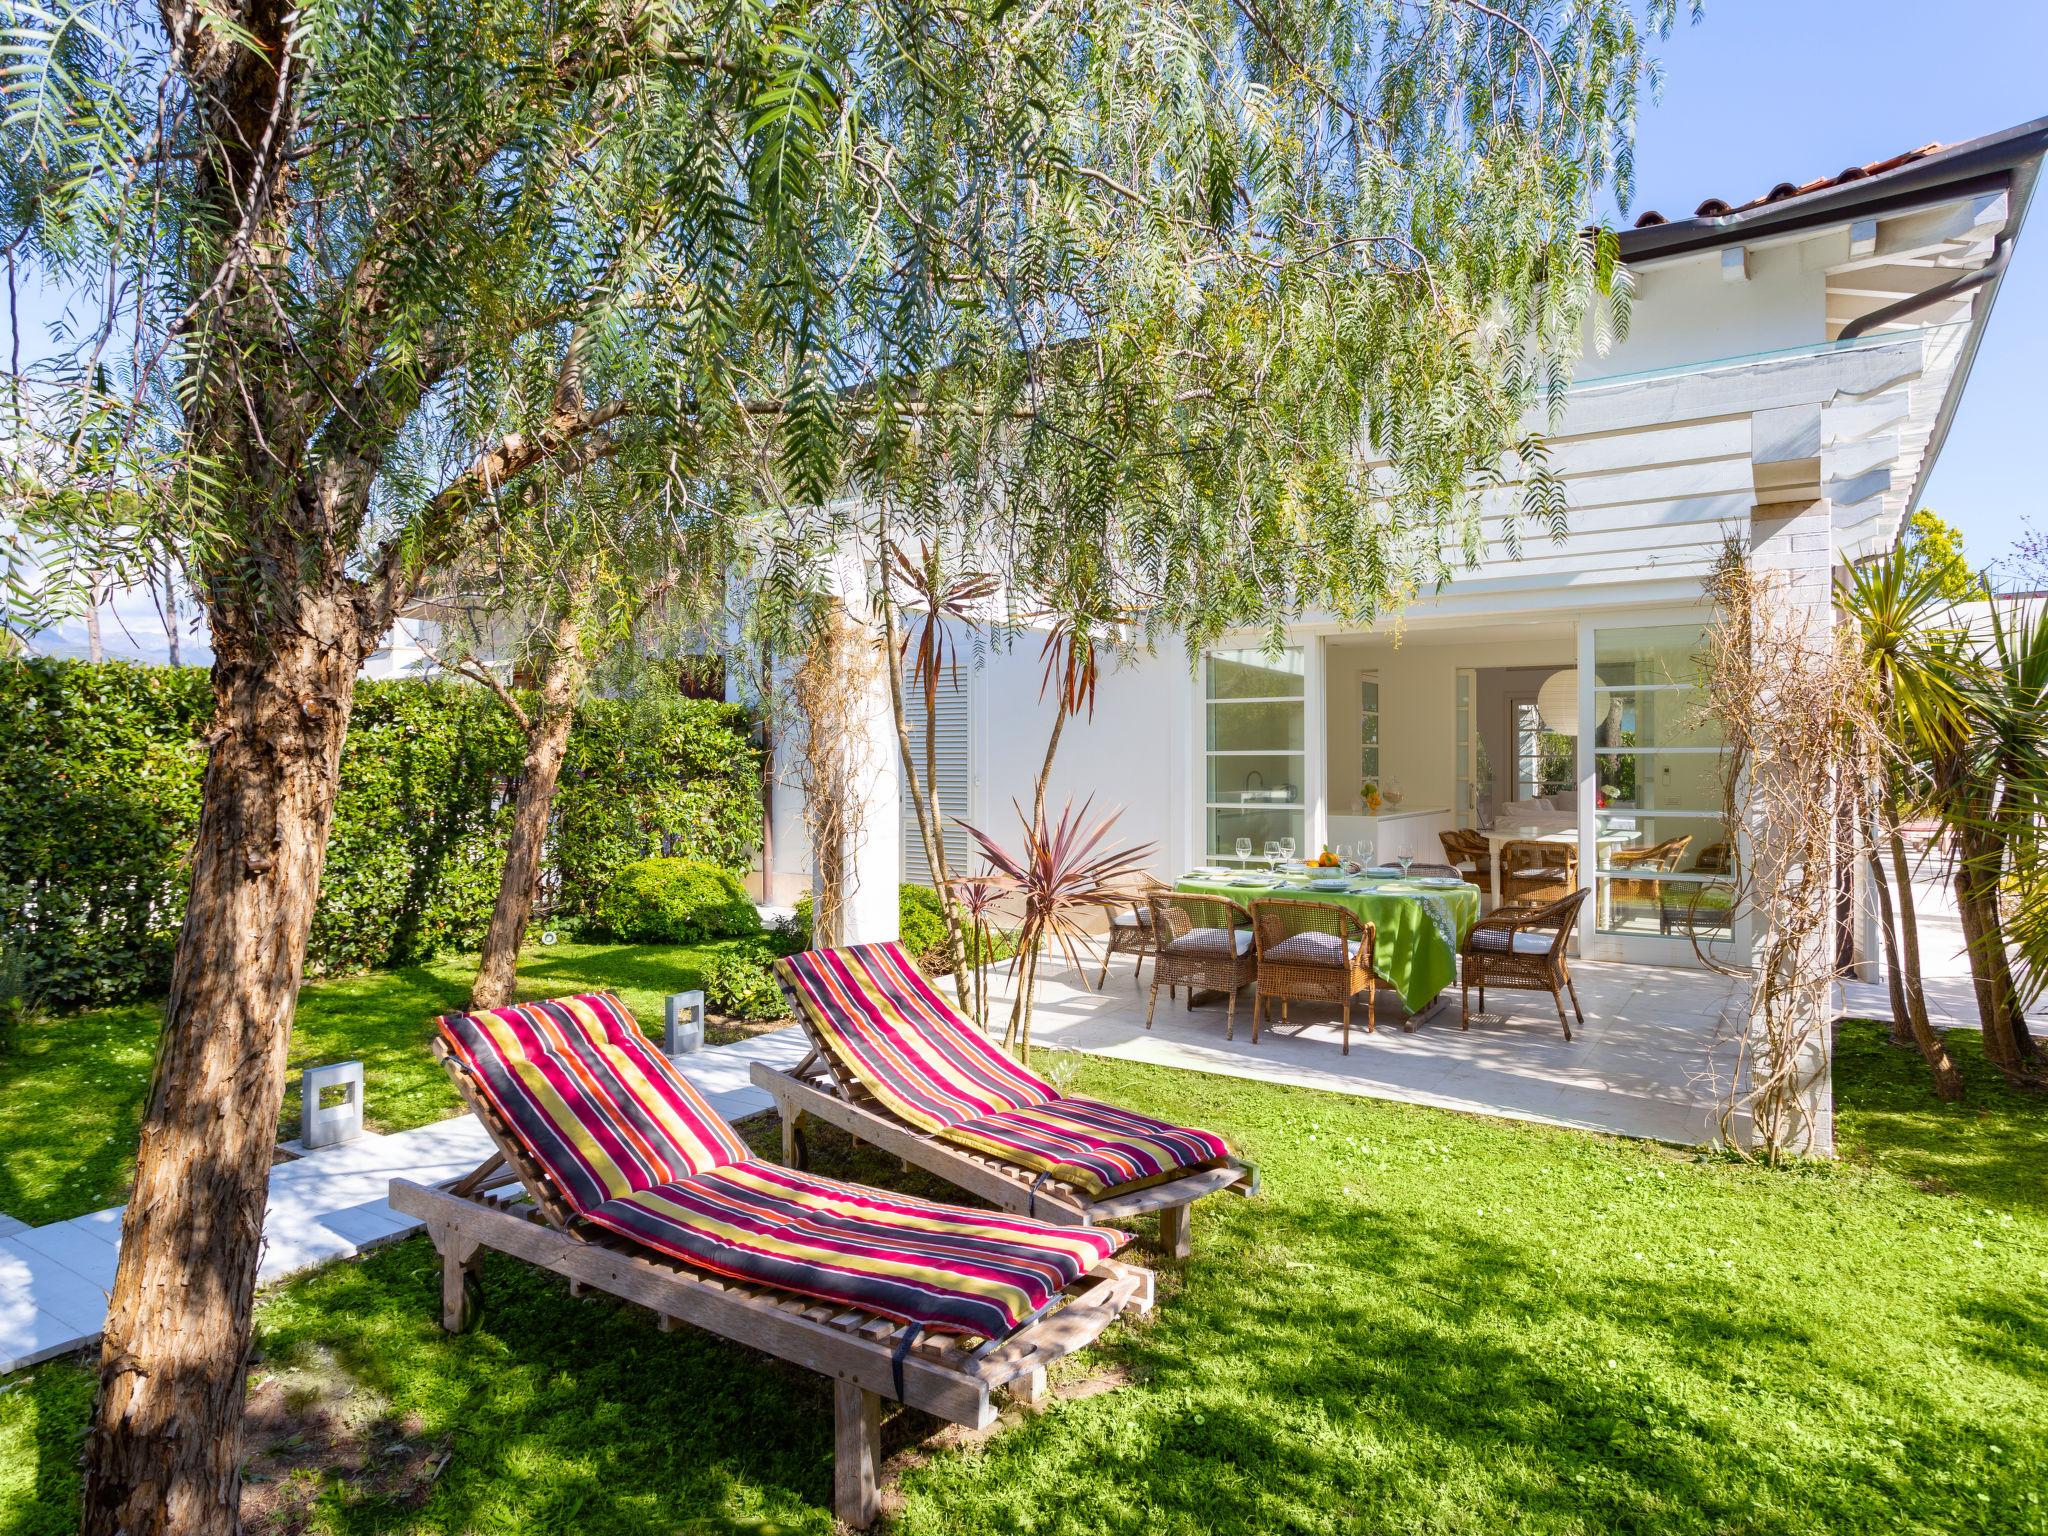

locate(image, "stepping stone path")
[[0, 1025, 812, 1374]]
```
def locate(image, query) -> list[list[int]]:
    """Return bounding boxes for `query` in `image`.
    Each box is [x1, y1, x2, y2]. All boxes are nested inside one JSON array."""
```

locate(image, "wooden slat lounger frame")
[[394, 1042, 1154, 1529], [751, 1021, 1247, 1262]]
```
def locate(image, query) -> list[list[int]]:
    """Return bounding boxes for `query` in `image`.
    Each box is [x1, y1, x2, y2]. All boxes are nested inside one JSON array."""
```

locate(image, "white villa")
[[757, 117, 2046, 1149]]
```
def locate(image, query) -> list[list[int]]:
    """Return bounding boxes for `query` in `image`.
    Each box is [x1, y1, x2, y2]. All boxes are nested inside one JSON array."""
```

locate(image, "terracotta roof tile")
[[1630, 142, 1945, 229]]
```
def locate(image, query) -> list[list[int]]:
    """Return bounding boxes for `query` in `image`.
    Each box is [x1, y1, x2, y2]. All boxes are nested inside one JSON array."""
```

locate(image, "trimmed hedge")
[[593, 859, 761, 945], [0, 662, 762, 1009]]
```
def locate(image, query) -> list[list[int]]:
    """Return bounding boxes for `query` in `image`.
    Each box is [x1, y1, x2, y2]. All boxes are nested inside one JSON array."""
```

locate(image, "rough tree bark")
[[1951, 815, 2036, 1076], [470, 596, 589, 1011], [82, 598, 369, 1536], [1867, 845, 1911, 1046]]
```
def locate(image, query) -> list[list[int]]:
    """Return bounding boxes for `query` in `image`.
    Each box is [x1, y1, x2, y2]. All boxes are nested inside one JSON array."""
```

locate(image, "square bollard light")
[[665, 990, 706, 1055], [301, 1060, 365, 1148]]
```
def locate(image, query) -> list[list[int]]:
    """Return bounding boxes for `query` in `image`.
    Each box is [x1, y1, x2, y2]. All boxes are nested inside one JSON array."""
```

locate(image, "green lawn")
[[0, 940, 777, 1228], [4, 1018, 2042, 1535]]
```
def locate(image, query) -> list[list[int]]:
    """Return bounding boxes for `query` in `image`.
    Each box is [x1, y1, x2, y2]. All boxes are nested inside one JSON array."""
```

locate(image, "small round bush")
[[594, 858, 760, 944], [702, 945, 787, 1020]]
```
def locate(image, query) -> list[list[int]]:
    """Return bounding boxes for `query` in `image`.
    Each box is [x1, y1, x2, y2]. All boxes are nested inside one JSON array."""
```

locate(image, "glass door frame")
[[1194, 637, 1325, 865], [1575, 607, 1748, 966]]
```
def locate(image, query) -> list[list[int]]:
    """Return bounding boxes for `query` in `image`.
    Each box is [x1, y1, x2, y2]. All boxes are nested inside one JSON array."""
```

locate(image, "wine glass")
[[1234, 836, 1252, 866], [1397, 852, 1414, 879], [1280, 835, 1296, 862]]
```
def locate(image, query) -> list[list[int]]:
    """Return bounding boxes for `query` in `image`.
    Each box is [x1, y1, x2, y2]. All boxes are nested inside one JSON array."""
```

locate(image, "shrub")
[[898, 883, 950, 965], [551, 696, 763, 922], [595, 858, 761, 945], [0, 663, 764, 1007], [782, 883, 1016, 975], [702, 945, 787, 1020]]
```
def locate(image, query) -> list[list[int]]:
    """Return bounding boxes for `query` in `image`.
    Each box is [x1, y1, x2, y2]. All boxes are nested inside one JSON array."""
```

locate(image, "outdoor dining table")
[[1174, 871, 1482, 1016]]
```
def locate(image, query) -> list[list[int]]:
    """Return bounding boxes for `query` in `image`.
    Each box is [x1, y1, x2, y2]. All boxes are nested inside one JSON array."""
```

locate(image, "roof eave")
[[1614, 114, 2048, 264]]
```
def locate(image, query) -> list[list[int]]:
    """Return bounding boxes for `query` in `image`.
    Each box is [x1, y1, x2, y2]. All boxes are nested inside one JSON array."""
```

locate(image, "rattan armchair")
[[1438, 829, 1494, 896], [1146, 893, 1259, 1039], [1499, 840, 1579, 905], [1095, 876, 1172, 990], [1458, 886, 1590, 1040], [1248, 899, 1377, 1055], [1607, 835, 1692, 908]]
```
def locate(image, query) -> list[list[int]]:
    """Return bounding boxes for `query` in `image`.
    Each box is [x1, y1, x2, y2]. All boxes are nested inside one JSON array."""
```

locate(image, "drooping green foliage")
[[0, 664, 761, 1005], [4, 0, 1689, 660]]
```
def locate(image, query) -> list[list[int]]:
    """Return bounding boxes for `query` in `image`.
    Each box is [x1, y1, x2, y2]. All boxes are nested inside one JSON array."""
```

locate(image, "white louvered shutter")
[[901, 672, 972, 885]]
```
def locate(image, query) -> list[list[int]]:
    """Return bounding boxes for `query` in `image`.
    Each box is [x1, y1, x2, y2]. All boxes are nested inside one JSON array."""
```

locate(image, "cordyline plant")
[[3, 0, 1684, 1525], [964, 798, 1154, 1058], [943, 870, 1013, 1033]]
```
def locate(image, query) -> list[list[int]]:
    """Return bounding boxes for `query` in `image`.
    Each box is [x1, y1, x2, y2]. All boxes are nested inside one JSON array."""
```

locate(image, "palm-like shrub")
[[963, 799, 1153, 1058]]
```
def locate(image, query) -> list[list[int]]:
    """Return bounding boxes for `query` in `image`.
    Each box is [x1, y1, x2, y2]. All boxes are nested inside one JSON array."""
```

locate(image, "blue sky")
[[12, 2, 2048, 658], [1617, 1, 2048, 571]]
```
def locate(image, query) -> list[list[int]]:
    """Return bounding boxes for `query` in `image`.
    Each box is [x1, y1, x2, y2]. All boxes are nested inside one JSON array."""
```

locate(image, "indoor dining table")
[[1174, 870, 1481, 1017]]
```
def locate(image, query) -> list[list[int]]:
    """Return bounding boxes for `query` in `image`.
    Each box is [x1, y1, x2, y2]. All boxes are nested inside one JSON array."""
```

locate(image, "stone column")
[[1740, 491, 1837, 1156]]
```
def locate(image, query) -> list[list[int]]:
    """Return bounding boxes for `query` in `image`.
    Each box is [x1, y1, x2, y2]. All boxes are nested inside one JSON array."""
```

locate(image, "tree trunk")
[[1867, 844, 1911, 1046], [1951, 816, 2034, 1076], [82, 599, 366, 1536], [85, 575, 105, 663], [471, 604, 587, 1012], [1030, 697, 1069, 834], [161, 553, 182, 667], [1886, 824, 1963, 1101]]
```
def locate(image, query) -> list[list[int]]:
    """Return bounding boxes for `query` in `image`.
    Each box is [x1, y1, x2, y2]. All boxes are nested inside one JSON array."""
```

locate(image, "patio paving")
[[994, 954, 1760, 1149]]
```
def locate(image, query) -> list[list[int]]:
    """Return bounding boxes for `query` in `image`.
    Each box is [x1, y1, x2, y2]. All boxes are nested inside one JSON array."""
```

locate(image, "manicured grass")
[[0, 941, 776, 1228], [4, 1020, 2042, 1534]]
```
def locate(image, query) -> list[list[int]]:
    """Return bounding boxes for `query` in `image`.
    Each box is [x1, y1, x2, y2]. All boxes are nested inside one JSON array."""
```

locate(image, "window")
[[1204, 647, 1305, 860], [1358, 673, 1380, 810], [1512, 699, 1574, 801]]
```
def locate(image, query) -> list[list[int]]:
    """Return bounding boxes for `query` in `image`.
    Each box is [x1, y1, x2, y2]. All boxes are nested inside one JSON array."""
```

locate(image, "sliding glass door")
[[1587, 623, 1738, 954], [1204, 647, 1306, 861]]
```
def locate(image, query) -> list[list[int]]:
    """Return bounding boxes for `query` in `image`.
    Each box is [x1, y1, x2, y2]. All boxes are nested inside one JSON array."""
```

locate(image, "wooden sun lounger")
[[750, 1041, 1246, 1261], [394, 1042, 1154, 1529]]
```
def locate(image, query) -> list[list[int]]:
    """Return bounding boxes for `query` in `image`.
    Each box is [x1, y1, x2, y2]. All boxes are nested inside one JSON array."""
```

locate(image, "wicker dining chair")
[[1146, 893, 1259, 1039], [1247, 899, 1377, 1055], [1499, 840, 1579, 905], [1395, 861, 1463, 881], [1458, 886, 1591, 1040], [1438, 829, 1495, 896], [1095, 876, 1172, 990], [1607, 834, 1692, 909]]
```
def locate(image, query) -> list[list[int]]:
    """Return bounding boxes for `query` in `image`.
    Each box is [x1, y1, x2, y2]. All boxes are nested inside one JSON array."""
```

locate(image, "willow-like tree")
[[4, 0, 1685, 1529]]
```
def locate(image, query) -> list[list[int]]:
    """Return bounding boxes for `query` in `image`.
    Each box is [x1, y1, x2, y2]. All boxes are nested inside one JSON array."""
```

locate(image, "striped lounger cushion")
[[438, 993, 1125, 1336], [775, 944, 1233, 1199]]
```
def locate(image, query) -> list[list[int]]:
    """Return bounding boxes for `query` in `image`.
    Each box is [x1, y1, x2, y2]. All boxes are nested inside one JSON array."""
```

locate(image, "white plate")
[[1187, 868, 1230, 878], [1306, 879, 1350, 891], [1416, 877, 1466, 888]]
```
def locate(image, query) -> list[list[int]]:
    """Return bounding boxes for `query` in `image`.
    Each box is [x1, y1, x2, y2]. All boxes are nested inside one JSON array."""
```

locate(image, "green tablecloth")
[[1174, 874, 1481, 1012]]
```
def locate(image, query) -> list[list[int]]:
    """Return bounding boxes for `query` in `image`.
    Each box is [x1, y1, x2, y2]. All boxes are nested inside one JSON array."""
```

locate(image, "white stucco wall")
[[1578, 240, 1827, 384]]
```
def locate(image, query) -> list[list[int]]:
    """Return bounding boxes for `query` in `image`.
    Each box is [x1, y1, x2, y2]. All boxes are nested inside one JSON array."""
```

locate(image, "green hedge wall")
[[0, 662, 762, 1009]]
